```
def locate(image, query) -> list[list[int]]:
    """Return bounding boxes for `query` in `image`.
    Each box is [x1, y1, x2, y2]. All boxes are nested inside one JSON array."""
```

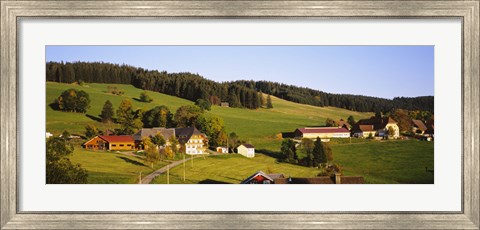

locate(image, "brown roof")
[[337, 119, 351, 129], [358, 125, 374, 132], [411, 119, 428, 131], [240, 143, 255, 148], [175, 127, 205, 144], [340, 176, 365, 184], [99, 135, 134, 143], [356, 117, 397, 130], [133, 128, 175, 141]]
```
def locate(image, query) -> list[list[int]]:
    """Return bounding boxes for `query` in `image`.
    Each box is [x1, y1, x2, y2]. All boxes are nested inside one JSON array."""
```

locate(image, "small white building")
[[216, 146, 228, 153], [237, 144, 255, 158], [46, 132, 53, 139]]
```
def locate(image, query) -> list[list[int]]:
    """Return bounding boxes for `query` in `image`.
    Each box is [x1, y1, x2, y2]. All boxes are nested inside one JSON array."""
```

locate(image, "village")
[[47, 106, 434, 184]]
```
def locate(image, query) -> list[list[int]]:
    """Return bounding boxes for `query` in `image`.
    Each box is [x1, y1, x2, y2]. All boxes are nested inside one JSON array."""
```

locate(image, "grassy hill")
[[46, 81, 372, 151]]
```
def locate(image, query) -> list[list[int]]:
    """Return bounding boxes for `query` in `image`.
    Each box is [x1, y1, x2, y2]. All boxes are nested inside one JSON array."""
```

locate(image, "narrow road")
[[140, 150, 222, 184]]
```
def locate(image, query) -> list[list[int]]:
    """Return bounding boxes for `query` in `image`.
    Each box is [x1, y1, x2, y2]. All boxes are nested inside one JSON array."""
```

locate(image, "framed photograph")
[[1, 0, 478, 229]]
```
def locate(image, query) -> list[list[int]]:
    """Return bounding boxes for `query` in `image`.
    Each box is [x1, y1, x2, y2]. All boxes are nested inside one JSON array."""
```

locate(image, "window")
[[120, 144, 124, 147], [127, 144, 131, 146], [112, 144, 117, 147]]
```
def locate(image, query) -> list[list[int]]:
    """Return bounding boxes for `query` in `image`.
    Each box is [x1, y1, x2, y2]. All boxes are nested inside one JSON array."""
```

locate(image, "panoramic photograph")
[[45, 46, 434, 184]]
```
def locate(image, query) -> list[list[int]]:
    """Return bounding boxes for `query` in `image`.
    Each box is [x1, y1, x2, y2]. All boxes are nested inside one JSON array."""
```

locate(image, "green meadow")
[[47, 82, 433, 184], [152, 154, 320, 184], [69, 148, 170, 184], [152, 140, 434, 184]]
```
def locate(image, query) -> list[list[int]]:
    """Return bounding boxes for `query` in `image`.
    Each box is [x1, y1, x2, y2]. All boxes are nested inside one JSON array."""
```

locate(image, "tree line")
[[231, 80, 434, 113], [46, 61, 433, 113]]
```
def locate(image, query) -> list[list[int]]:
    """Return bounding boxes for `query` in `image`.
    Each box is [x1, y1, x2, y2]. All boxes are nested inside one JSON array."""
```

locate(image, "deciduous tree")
[[46, 137, 87, 184]]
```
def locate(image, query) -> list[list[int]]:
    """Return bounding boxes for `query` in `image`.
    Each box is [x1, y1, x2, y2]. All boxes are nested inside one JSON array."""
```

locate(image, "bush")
[[139, 91, 153, 103]]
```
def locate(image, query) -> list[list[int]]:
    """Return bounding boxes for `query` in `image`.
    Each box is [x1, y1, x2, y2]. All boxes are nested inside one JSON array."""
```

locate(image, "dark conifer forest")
[[46, 61, 434, 113]]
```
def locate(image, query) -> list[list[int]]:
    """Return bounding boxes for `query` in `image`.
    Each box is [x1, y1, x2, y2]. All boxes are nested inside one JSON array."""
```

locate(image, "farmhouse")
[[133, 127, 176, 149], [216, 146, 228, 153], [175, 127, 207, 155], [83, 135, 135, 151], [241, 171, 284, 184], [237, 144, 255, 158], [336, 119, 351, 130], [425, 117, 435, 137], [294, 127, 350, 139], [411, 119, 428, 135], [352, 117, 400, 138]]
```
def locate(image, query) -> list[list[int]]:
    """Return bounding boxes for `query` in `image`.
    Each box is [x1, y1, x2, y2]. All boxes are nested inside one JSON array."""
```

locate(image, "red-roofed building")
[[83, 135, 135, 151], [294, 127, 350, 139]]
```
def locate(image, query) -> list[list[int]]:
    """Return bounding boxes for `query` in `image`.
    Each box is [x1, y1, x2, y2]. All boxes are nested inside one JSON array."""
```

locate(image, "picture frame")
[[1, 0, 478, 229]]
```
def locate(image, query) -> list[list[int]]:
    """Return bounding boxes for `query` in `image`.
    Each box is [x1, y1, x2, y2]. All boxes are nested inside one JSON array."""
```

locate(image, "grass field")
[[332, 140, 434, 183], [152, 154, 320, 184], [47, 82, 433, 184], [152, 140, 434, 184], [69, 148, 170, 184]]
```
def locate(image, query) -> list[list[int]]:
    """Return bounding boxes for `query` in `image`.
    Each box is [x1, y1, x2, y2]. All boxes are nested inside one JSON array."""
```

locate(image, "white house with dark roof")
[[352, 117, 400, 138], [175, 127, 207, 155], [237, 144, 255, 158]]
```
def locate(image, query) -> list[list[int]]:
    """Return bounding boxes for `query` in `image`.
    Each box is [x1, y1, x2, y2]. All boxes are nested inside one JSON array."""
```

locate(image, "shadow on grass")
[[117, 156, 147, 167], [86, 114, 102, 122], [48, 102, 59, 110], [198, 179, 231, 184], [256, 149, 284, 162]]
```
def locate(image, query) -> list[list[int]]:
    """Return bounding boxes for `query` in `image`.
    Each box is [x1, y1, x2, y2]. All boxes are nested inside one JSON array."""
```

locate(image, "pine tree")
[[100, 100, 114, 123], [266, 95, 273, 109]]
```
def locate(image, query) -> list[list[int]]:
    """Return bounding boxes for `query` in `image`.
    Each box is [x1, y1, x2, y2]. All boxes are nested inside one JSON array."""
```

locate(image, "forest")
[[46, 61, 434, 113]]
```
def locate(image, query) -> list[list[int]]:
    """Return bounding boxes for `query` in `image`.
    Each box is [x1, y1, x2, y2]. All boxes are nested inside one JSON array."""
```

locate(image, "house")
[[83, 135, 135, 151], [294, 127, 350, 139], [274, 173, 365, 184], [175, 127, 207, 155], [352, 117, 400, 138], [220, 102, 229, 107], [133, 127, 176, 149], [336, 119, 351, 130], [216, 146, 228, 153], [237, 144, 255, 158], [425, 117, 434, 137], [241, 171, 285, 184], [46, 132, 53, 139], [411, 119, 428, 135]]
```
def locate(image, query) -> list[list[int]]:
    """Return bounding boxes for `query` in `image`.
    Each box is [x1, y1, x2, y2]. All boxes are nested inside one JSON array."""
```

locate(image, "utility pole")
[[191, 154, 194, 168], [183, 153, 186, 182], [139, 172, 142, 184], [167, 165, 169, 184]]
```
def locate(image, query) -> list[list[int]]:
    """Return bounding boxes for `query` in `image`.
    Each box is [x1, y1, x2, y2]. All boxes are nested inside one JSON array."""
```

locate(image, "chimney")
[[334, 173, 342, 184]]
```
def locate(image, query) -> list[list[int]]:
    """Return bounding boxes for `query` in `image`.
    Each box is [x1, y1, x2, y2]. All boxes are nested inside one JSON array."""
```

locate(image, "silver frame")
[[1, 1, 478, 229]]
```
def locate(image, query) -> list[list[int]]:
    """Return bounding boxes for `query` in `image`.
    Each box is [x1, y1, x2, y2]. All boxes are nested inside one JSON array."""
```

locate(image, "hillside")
[[46, 82, 372, 151], [46, 61, 434, 113]]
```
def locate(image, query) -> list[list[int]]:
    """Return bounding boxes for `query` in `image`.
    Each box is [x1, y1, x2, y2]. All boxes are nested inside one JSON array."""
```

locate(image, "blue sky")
[[46, 46, 434, 99]]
